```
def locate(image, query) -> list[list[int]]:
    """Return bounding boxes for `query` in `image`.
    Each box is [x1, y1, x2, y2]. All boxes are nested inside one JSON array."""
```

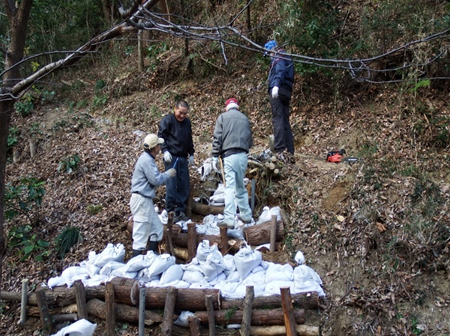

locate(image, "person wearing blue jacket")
[[265, 40, 295, 163], [130, 134, 176, 257], [158, 100, 195, 222]]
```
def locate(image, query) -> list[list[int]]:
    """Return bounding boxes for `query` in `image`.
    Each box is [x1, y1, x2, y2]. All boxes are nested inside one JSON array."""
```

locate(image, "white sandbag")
[[144, 279, 161, 287], [61, 266, 88, 280], [189, 280, 211, 289], [82, 274, 108, 287], [264, 280, 295, 296], [109, 266, 137, 279], [207, 272, 227, 285], [174, 311, 195, 327], [214, 280, 240, 298], [232, 283, 266, 299], [94, 243, 125, 267], [294, 280, 326, 297], [295, 250, 305, 265], [50, 318, 97, 336], [137, 268, 161, 283], [182, 269, 205, 284], [123, 251, 156, 272], [66, 273, 90, 288], [265, 263, 293, 283], [196, 240, 219, 262], [99, 261, 126, 276], [48, 276, 67, 289], [223, 254, 236, 272], [251, 265, 266, 273], [226, 270, 241, 283], [160, 264, 184, 284], [243, 271, 266, 285], [256, 206, 271, 224], [234, 246, 262, 281], [145, 254, 176, 278], [293, 265, 322, 285]]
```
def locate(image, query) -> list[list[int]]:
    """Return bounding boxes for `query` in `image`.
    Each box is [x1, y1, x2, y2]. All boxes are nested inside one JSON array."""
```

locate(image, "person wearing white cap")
[[211, 98, 253, 228], [130, 133, 176, 257]]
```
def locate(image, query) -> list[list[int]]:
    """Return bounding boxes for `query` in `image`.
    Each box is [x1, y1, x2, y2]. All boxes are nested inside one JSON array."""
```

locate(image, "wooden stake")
[[20, 279, 28, 325], [187, 222, 197, 262], [36, 289, 53, 334], [165, 212, 176, 256], [241, 286, 254, 336], [220, 226, 228, 256], [280, 287, 297, 336], [205, 295, 216, 336], [270, 215, 277, 253], [105, 282, 115, 336], [188, 315, 201, 336], [74, 280, 88, 320], [139, 287, 146, 336], [161, 286, 177, 336]]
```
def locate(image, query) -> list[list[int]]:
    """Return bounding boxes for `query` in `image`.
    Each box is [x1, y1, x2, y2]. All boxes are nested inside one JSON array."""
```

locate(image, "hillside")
[[2, 38, 450, 336]]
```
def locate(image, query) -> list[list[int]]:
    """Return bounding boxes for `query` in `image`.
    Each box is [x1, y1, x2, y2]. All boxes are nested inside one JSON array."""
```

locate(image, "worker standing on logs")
[[130, 134, 176, 257], [211, 98, 253, 228]]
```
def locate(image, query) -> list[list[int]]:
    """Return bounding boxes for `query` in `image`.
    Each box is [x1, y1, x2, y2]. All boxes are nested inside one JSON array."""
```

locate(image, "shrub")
[[57, 154, 81, 174]]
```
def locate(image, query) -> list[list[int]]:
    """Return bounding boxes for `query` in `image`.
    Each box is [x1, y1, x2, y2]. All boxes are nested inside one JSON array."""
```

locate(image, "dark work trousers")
[[269, 93, 295, 154], [164, 155, 190, 215]]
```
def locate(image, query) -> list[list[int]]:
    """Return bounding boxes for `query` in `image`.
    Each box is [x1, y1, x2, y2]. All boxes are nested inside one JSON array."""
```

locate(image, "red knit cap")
[[225, 98, 239, 111]]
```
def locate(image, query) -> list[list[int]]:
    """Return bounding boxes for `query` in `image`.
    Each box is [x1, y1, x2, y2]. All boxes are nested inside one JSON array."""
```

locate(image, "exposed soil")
[[1, 44, 450, 336]]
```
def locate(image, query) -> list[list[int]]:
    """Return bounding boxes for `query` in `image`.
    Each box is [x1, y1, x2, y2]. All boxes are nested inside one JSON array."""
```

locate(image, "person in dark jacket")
[[130, 134, 176, 257], [158, 100, 195, 222], [211, 98, 253, 228], [265, 40, 295, 163]]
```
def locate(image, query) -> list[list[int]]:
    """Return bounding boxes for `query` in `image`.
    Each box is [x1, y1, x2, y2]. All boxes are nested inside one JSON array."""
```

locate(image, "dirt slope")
[[1, 49, 450, 336]]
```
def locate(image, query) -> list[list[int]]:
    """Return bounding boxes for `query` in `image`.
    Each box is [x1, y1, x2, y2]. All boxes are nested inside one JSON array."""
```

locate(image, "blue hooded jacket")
[[268, 51, 294, 94]]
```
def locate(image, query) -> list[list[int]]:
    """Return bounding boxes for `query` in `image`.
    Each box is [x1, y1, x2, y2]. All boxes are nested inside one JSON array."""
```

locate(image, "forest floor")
[[1, 48, 450, 336]]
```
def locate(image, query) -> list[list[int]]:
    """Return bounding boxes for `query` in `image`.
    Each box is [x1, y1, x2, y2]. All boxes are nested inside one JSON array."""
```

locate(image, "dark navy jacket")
[[158, 113, 194, 157], [268, 51, 294, 94]]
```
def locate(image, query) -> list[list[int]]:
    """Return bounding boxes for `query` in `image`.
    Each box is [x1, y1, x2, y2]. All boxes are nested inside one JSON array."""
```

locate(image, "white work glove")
[[166, 168, 176, 178], [163, 151, 172, 163], [271, 86, 279, 99], [188, 155, 194, 166], [211, 157, 220, 173]]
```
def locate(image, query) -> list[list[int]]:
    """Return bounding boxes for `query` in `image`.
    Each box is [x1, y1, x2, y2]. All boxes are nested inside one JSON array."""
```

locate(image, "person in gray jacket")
[[130, 133, 176, 257], [211, 98, 253, 228]]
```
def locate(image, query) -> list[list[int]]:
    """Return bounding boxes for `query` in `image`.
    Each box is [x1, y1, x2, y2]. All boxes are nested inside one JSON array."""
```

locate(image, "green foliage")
[[8, 225, 50, 261], [15, 94, 35, 117], [58, 154, 81, 174], [29, 122, 42, 138], [4, 176, 45, 225], [87, 204, 103, 215], [411, 79, 431, 93], [224, 307, 237, 321], [56, 226, 81, 258], [146, 42, 169, 71], [7, 126, 19, 150]]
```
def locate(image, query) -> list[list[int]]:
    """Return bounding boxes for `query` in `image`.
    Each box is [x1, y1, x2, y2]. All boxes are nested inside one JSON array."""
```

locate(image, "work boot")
[[132, 249, 143, 258], [174, 212, 189, 222], [147, 241, 160, 254]]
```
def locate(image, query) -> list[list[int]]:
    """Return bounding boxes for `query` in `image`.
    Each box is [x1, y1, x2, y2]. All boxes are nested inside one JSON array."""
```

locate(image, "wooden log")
[[221, 292, 319, 310], [145, 287, 221, 311], [187, 222, 197, 263], [36, 289, 53, 334], [205, 295, 216, 336], [243, 220, 284, 246], [105, 282, 115, 336], [249, 325, 319, 336], [192, 200, 224, 216], [194, 308, 305, 326], [86, 299, 162, 325], [241, 286, 254, 336], [161, 286, 177, 336], [52, 314, 78, 324], [172, 232, 242, 252], [74, 280, 88, 320], [280, 287, 297, 336], [27, 304, 78, 317], [280, 208, 291, 227]]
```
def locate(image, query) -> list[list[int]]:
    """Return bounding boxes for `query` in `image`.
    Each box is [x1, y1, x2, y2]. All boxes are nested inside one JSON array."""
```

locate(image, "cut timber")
[[194, 308, 305, 326], [172, 233, 242, 253], [249, 325, 319, 336], [145, 287, 221, 311], [86, 299, 163, 325], [221, 292, 319, 310], [29, 299, 163, 326], [192, 200, 224, 216], [243, 220, 284, 246]]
